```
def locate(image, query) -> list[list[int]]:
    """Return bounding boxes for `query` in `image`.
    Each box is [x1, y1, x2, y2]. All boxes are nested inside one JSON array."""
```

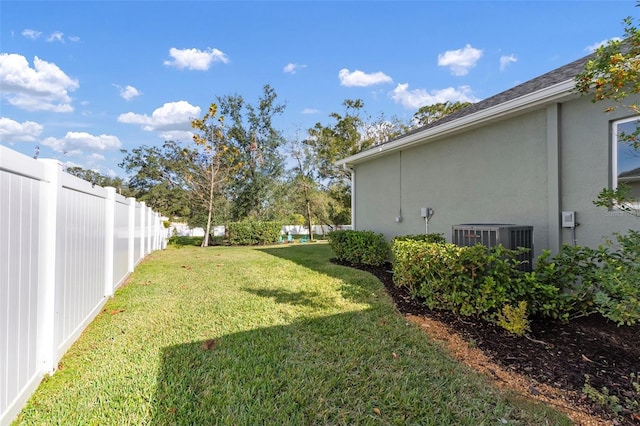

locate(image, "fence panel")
[[113, 195, 130, 289], [0, 146, 165, 426], [134, 202, 142, 265], [54, 174, 108, 359], [0, 155, 44, 425]]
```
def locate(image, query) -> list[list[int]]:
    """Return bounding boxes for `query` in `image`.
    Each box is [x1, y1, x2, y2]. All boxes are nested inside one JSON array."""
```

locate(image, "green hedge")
[[391, 240, 531, 319], [390, 230, 640, 326], [327, 230, 389, 267], [227, 221, 282, 245], [391, 233, 447, 244], [532, 231, 640, 325]]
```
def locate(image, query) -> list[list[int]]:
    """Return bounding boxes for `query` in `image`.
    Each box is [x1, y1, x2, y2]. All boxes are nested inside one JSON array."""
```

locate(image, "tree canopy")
[[412, 101, 473, 128]]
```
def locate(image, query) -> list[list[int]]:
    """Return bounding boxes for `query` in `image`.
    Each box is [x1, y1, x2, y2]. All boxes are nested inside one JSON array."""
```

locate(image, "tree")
[[575, 8, 640, 214], [306, 99, 370, 184], [217, 84, 287, 220], [65, 166, 133, 197], [118, 141, 193, 218], [412, 101, 473, 128], [191, 103, 240, 247], [361, 111, 410, 146], [304, 99, 405, 227], [287, 137, 320, 241]]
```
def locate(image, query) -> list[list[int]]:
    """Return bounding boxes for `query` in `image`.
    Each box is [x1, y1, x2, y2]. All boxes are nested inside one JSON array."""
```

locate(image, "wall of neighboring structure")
[[559, 95, 638, 248], [353, 95, 639, 255], [354, 109, 551, 255]]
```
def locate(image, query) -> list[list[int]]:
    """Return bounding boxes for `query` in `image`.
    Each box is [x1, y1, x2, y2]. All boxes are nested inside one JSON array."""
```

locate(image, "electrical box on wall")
[[561, 211, 576, 228], [420, 208, 434, 218]]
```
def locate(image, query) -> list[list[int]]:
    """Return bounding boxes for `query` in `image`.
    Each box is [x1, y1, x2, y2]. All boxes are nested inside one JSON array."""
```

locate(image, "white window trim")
[[612, 116, 640, 210]]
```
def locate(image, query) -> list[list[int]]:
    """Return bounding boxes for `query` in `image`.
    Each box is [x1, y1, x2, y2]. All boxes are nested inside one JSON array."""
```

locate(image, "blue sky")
[[0, 1, 637, 178]]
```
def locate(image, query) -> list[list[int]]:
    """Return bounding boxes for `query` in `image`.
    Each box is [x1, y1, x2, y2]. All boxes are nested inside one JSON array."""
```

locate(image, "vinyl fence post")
[[104, 187, 115, 298], [146, 207, 152, 254], [127, 197, 136, 273], [37, 159, 60, 375], [139, 201, 146, 259]]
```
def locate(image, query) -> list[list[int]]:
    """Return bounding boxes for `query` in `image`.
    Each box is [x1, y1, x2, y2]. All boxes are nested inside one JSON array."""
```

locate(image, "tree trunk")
[[201, 162, 215, 247]]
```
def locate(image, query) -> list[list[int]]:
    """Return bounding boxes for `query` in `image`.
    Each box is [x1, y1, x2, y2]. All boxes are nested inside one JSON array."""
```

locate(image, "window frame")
[[612, 116, 640, 193], [609, 115, 640, 210]]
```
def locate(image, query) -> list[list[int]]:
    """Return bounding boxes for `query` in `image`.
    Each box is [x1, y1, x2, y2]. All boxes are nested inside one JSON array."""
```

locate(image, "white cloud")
[[499, 54, 517, 71], [390, 83, 478, 110], [0, 53, 79, 112], [0, 117, 43, 143], [283, 63, 306, 74], [68, 35, 81, 43], [159, 130, 194, 141], [164, 47, 229, 70], [114, 84, 142, 101], [338, 68, 393, 87], [302, 108, 319, 114], [118, 101, 201, 134], [22, 29, 42, 40], [438, 44, 483, 76], [42, 131, 122, 155], [87, 152, 105, 162], [585, 37, 622, 53], [47, 31, 65, 43]]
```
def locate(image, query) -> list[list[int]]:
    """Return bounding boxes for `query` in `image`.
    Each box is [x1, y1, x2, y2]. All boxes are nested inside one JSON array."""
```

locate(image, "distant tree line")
[[66, 84, 472, 243]]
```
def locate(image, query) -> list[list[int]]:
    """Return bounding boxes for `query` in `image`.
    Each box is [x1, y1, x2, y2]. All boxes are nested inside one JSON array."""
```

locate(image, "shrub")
[[327, 230, 389, 267], [389, 229, 640, 326], [391, 240, 529, 320], [531, 245, 605, 320], [532, 231, 640, 325], [496, 301, 531, 336], [391, 233, 446, 244], [227, 221, 282, 245], [593, 231, 640, 325]]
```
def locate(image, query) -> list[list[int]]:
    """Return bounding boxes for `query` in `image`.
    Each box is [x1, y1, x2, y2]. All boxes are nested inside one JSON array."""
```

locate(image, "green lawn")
[[14, 243, 570, 425]]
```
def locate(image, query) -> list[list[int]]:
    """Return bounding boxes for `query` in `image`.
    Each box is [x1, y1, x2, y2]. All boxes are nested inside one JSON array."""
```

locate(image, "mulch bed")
[[337, 260, 640, 425]]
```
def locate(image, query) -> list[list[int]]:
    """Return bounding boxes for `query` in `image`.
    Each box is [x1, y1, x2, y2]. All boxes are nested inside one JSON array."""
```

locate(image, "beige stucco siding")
[[352, 94, 639, 255], [355, 110, 551, 254], [559, 96, 638, 248]]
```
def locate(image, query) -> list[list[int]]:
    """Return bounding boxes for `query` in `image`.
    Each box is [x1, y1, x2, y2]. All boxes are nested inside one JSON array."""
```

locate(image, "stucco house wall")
[[340, 55, 639, 256], [559, 96, 638, 249]]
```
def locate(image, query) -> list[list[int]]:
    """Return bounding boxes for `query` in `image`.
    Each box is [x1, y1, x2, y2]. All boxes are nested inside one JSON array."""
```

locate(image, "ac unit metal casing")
[[452, 224, 534, 271]]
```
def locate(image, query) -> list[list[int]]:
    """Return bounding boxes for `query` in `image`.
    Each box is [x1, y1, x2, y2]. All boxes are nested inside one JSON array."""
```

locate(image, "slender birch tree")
[[190, 103, 239, 246]]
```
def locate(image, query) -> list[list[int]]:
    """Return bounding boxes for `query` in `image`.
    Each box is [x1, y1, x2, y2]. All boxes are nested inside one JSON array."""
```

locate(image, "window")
[[613, 117, 640, 200]]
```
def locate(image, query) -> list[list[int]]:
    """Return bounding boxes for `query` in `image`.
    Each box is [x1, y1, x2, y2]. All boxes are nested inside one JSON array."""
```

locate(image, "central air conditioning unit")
[[452, 224, 534, 271]]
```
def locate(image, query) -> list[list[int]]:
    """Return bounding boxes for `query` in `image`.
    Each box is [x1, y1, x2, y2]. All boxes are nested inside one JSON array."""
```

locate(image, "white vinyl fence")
[[0, 146, 166, 426]]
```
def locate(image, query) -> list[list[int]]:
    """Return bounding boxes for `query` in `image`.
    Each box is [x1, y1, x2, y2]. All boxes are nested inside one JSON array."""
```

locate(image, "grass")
[[14, 243, 570, 425]]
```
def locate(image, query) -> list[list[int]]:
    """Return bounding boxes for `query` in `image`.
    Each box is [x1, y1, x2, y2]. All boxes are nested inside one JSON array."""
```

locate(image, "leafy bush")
[[227, 221, 282, 245], [593, 231, 640, 325], [391, 233, 446, 244], [327, 230, 389, 267], [389, 229, 640, 326], [530, 245, 605, 320], [496, 301, 531, 336], [391, 240, 529, 320], [532, 231, 640, 325]]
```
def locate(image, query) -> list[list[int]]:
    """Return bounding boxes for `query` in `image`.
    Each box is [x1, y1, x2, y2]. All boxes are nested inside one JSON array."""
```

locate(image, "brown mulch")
[[338, 260, 640, 426]]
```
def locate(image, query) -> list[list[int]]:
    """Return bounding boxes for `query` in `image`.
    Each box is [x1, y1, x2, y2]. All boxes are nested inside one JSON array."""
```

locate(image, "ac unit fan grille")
[[452, 224, 533, 271]]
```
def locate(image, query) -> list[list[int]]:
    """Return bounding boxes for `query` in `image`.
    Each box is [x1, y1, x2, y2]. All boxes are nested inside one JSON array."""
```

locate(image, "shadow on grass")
[[152, 311, 364, 424], [257, 244, 377, 304], [151, 308, 569, 425], [242, 287, 332, 310]]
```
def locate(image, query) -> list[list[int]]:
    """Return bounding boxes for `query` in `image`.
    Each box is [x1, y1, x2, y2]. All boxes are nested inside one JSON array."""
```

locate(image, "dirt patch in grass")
[[338, 260, 640, 426]]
